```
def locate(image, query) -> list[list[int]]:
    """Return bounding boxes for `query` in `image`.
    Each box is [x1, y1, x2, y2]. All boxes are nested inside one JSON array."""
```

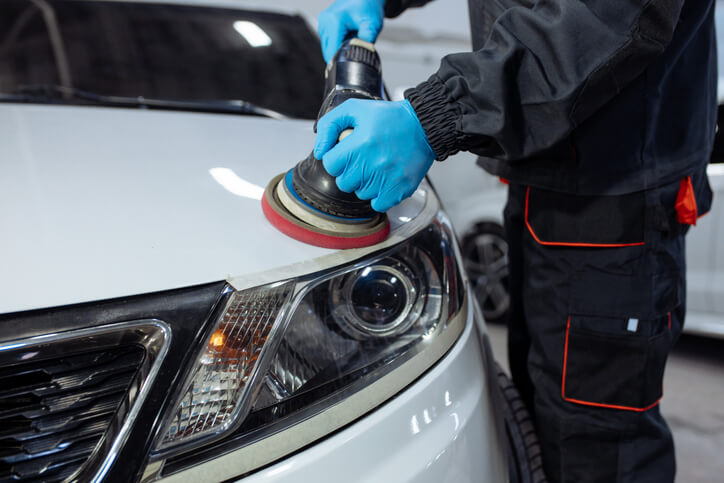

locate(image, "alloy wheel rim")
[[463, 231, 510, 321]]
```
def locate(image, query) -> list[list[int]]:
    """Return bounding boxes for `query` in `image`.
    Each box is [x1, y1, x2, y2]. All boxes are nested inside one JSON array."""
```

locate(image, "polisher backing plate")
[[262, 173, 390, 249], [276, 170, 382, 233]]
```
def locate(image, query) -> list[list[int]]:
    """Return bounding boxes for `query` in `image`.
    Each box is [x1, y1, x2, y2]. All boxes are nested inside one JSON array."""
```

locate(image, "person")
[[313, 0, 716, 481]]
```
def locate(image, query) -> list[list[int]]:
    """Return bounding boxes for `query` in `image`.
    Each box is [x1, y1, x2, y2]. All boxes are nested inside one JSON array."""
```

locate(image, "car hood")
[[0, 104, 433, 314]]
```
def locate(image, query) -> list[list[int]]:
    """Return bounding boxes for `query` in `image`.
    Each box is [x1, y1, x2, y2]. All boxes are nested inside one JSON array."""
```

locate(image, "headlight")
[[329, 248, 438, 339], [154, 215, 466, 467]]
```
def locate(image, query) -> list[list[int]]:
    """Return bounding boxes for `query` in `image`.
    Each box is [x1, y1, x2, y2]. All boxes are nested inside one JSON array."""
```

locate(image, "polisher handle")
[[338, 128, 353, 142]]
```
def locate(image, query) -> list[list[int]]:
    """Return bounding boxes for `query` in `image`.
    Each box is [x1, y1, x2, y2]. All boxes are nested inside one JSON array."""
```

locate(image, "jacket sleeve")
[[384, 0, 434, 18], [404, 0, 685, 161]]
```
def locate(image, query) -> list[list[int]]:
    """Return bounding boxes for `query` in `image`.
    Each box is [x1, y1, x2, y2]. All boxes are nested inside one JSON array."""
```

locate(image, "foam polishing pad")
[[262, 173, 390, 249]]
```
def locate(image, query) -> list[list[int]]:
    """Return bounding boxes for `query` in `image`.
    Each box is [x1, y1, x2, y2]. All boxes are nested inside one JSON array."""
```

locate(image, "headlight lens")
[[330, 249, 437, 339], [156, 217, 465, 458]]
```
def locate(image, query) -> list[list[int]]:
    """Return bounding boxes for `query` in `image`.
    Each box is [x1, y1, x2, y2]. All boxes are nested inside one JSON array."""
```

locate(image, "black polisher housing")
[[293, 36, 385, 220], [291, 152, 375, 219], [262, 38, 391, 249]]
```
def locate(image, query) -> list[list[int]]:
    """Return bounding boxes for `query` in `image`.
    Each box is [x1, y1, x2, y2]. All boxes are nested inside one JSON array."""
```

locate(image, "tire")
[[462, 223, 510, 323], [497, 364, 547, 483]]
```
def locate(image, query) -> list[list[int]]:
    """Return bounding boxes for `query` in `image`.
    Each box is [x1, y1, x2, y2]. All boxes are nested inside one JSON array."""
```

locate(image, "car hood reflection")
[[0, 104, 428, 313]]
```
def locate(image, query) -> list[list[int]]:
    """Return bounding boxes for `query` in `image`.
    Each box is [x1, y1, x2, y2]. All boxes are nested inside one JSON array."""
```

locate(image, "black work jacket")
[[391, 0, 717, 195]]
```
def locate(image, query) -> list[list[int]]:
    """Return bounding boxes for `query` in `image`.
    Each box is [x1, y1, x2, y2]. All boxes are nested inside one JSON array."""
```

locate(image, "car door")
[[706, 0, 724, 318], [684, 107, 724, 340], [686, 162, 718, 315]]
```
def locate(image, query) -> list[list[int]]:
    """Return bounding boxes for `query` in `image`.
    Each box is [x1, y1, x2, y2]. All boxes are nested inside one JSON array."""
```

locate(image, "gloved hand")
[[314, 99, 436, 213], [318, 0, 386, 63]]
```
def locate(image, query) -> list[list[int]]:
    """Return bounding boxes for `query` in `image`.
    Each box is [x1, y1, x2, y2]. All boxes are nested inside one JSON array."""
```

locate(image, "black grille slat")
[[8, 417, 109, 459], [0, 344, 145, 482], [40, 379, 132, 414], [31, 396, 121, 435], [11, 439, 97, 480], [0, 350, 145, 401], [0, 372, 53, 400], [0, 350, 142, 419], [1, 380, 132, 421], [47, 353, 144, 392]]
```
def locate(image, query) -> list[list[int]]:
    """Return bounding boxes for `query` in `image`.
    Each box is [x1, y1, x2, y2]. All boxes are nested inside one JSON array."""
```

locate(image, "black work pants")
[[504, 181, 688, 483]]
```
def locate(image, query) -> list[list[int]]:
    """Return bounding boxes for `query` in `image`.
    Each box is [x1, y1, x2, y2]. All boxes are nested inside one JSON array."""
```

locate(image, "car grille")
[[0, 344, 146, 482]]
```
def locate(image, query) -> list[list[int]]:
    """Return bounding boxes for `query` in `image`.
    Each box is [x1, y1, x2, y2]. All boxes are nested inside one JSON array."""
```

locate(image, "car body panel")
[[708, 163, 724, 315], [0, 104, 423, 314], [427, 157, 509, 238], [683, 164, 724, 337], [683, 164, 719, 314]]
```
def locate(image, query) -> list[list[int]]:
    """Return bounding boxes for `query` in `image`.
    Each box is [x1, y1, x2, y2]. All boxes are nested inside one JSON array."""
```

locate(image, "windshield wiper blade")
[[0, 84, 289, 119]]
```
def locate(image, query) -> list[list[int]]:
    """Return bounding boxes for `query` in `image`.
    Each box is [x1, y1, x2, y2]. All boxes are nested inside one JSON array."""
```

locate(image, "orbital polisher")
[[261, 38, 390, 249]]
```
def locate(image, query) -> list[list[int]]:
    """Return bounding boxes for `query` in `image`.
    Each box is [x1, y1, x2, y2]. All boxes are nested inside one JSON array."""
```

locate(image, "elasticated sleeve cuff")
[[404, 76, 461, 161], [383, 0, 431, 18], [383, 0, 405, 18]]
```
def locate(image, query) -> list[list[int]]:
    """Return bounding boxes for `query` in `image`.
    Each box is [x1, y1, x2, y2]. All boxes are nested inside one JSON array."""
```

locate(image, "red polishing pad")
[[262, 186, 390, 250]]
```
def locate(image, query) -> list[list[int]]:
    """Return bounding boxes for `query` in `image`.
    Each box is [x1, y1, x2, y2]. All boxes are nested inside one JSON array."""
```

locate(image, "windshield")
[[0, 0, 325, 118]]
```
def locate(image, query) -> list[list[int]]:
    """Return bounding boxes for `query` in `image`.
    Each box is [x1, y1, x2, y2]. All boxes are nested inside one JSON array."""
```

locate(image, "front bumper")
[[159, 293, 508, 483]]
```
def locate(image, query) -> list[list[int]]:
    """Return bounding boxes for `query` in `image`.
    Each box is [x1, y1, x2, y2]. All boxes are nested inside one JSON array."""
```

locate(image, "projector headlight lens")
[[330, 253, 432, 338], [155, 216, 466, 461], [348, 264, 413, 329]]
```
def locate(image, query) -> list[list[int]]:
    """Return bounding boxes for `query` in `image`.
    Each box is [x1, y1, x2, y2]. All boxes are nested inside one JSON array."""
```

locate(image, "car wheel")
[[462, 223, 510, 322], [497, 364, 547, 483]]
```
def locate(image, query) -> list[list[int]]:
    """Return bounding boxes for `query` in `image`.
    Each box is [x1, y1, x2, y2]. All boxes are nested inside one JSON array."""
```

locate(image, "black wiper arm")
[[0, 84, 289, 119]]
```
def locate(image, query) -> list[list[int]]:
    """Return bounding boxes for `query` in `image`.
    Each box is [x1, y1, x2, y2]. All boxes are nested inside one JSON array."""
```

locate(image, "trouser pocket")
[[525, 186, 646, 246], [562, 313, 671, 411]]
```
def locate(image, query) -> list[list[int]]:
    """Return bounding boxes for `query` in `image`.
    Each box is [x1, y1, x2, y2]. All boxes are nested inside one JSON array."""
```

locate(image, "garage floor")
[[487, 323, 724, 482]]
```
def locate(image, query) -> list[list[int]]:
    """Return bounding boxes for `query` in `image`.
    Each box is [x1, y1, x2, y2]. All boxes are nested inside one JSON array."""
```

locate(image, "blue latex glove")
[[314, 99, 436, 213], [318, 0, 385, 63]]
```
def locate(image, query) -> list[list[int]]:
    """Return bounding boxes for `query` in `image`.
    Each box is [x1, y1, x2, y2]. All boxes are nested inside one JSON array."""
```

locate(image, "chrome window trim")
[[145, 293, 468, 482], [0, 319, 172, 483]]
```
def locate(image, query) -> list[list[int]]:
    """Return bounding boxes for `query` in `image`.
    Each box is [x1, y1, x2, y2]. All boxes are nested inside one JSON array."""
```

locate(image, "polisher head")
[[261, 171, 390, 249], [261, 38, 390, 249]]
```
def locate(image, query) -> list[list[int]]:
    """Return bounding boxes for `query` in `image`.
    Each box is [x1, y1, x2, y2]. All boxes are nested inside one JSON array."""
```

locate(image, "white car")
[[0, 1, 542, 482], [373, 0, 724, 336]]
